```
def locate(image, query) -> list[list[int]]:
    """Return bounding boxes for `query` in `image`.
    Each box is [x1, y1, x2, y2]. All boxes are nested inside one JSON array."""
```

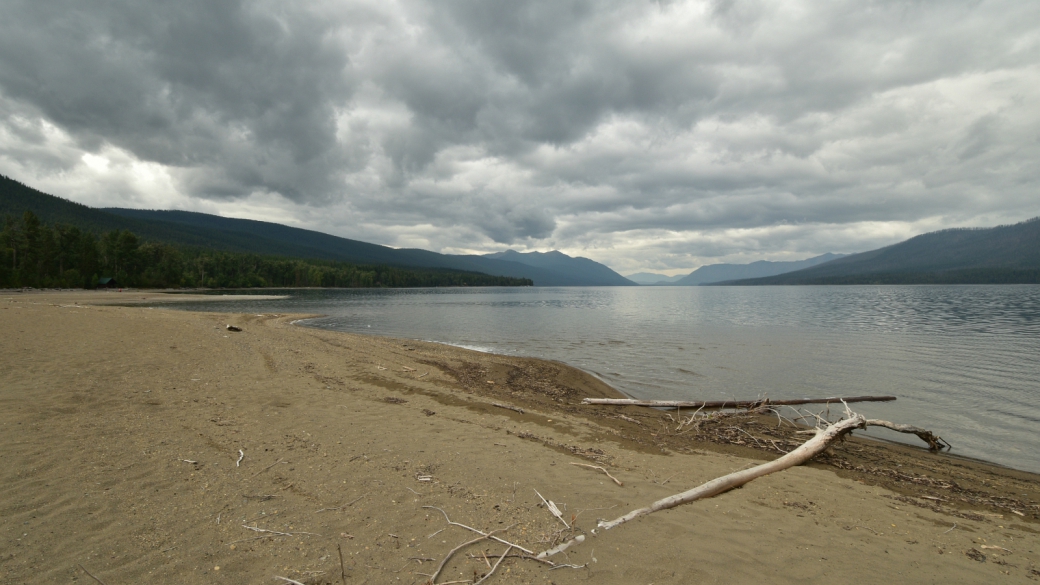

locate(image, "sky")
[[1, 1, 1038, 276]]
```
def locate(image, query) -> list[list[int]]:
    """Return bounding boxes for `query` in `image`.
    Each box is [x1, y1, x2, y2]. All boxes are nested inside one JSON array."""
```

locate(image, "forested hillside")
[[0, 211, 532, 289], [1, 175, 628, 286]]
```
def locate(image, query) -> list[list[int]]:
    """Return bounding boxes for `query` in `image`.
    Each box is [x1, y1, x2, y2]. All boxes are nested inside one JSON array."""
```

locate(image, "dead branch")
[[429, 536, 487, 583], [582, 396, 896, 409], [473, 546, 512, 585], [596, 415, 867, 531], [864, 419, 951, 451], [569, 462, 623, 486], [274, 577, 305, 585], [422, 506, 534, 554], [594, 410, 952, 528]]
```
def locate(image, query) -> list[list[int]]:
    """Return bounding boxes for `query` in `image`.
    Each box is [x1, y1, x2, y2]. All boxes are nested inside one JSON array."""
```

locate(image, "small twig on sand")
[[727, 426, 763, 446], [422, 506, 533, 554], [236, 449, 245, 467], [569, 462, 623, 486], [533, 490, 569, 528], [338, 543, 347, 585], [474, 546, 513, 585], [77, 564, 109, 585], [274, 577, 306, 585], [491, 403, 524, 415], [181, 459, 198, 464], [548, 562, 589, 570], [316, 494, 367, 513], [242, 525, 321, 537], [943, 523, 957, 534], [251, 458, 284, 477]]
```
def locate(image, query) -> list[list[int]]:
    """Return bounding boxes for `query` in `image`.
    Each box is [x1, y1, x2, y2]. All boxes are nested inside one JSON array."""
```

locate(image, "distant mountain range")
[[0, 175, 631, 286], [718, 218, 1040, 285], [485, 250, 634, 286], [5, 174, 1038, 287], [625, 272, 686, 284], [673, 253, 847, 285]]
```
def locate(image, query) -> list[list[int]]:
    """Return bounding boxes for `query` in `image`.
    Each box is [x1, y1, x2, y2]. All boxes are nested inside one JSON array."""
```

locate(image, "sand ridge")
[[1, 291, 1038, 584]]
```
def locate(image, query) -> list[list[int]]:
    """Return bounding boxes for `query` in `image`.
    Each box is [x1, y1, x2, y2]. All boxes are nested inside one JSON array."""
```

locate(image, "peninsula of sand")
[[3, 290, 1039, 584]]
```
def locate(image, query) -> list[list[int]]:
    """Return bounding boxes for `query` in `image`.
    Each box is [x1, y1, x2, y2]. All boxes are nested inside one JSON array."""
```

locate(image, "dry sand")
[[2, 290, 1039, 584]]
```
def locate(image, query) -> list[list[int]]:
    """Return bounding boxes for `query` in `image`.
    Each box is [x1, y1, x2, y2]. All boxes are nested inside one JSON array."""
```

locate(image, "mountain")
[[673, 253, 846, 285], [625, 272, 686, 285], [483, 250, 635, 286], [0, 174, 622, 286], [720, 218, 1040, 285]]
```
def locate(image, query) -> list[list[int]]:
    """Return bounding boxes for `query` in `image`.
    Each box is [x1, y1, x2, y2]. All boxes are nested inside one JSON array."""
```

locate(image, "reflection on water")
[[158, 285, 1040, 472]]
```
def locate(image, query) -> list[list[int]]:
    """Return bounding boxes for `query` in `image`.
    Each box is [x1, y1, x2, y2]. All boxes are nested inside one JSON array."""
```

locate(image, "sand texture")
[[2, 290, 1039, 584]]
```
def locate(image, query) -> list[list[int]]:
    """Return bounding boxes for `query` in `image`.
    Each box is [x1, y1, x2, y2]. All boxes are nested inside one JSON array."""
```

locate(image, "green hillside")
[[0, 176, 533, 288], [1, 176, 634, 285]]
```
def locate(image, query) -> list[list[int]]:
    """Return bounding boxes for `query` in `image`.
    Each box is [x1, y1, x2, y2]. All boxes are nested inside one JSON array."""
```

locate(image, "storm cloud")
[[1, 0, 1038, 273]]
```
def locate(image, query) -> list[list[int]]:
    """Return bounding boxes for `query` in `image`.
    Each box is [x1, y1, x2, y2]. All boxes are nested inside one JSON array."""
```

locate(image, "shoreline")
[[3, 290, 1039, 583]]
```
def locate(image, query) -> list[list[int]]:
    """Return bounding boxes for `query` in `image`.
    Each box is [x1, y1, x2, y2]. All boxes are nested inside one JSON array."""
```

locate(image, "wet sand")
[[2, 290, 1039, 584]]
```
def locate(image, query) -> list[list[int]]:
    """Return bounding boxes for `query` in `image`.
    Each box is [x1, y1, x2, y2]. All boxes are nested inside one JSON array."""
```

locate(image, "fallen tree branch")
[[569, 462, 623, 486], [595, 415, 867, 531], [593, 412, 950, 532], [581, 396, 896, 409], [429, 535, 488, 583], [865, 419, 951, 451]]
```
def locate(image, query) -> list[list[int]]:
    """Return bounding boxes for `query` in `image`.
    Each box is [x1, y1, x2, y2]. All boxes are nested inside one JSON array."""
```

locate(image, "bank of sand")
[[2, 290, 1039, 584]]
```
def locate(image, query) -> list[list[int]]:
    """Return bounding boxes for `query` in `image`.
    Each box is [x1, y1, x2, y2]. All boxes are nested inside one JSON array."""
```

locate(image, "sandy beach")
[[2, 290, 1039, 584]]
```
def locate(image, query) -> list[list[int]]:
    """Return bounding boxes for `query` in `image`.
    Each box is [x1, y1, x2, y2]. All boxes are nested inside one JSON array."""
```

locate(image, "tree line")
[[1, 211, 532, 289]]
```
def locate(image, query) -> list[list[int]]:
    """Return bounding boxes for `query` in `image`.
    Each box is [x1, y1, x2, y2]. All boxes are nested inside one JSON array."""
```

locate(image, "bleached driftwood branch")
[[596, 415, 866, 531], [581, 396, 896, 409], [595, 412, 949, 531]]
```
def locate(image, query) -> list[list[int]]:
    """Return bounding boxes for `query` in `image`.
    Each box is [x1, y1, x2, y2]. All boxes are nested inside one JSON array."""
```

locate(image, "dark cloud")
[[1, 0, 1038, 273]]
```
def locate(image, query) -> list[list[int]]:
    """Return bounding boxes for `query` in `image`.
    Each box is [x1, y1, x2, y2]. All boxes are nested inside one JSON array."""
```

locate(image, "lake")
[[157, 285, 1040, 472]]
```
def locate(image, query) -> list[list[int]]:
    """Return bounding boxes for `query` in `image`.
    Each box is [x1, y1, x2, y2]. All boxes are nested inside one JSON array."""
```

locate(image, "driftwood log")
[[595, 415, 866, 531], [594, 412, 949, 532], [581, 395, 896, 409]]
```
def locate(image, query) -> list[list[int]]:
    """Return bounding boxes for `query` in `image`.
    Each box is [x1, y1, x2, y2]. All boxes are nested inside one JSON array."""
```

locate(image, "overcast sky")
[[1, 0, 1038, 275]]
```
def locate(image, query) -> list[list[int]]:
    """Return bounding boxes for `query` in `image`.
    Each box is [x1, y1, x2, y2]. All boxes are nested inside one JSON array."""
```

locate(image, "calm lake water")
[[158, 285, 1040, 473]]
